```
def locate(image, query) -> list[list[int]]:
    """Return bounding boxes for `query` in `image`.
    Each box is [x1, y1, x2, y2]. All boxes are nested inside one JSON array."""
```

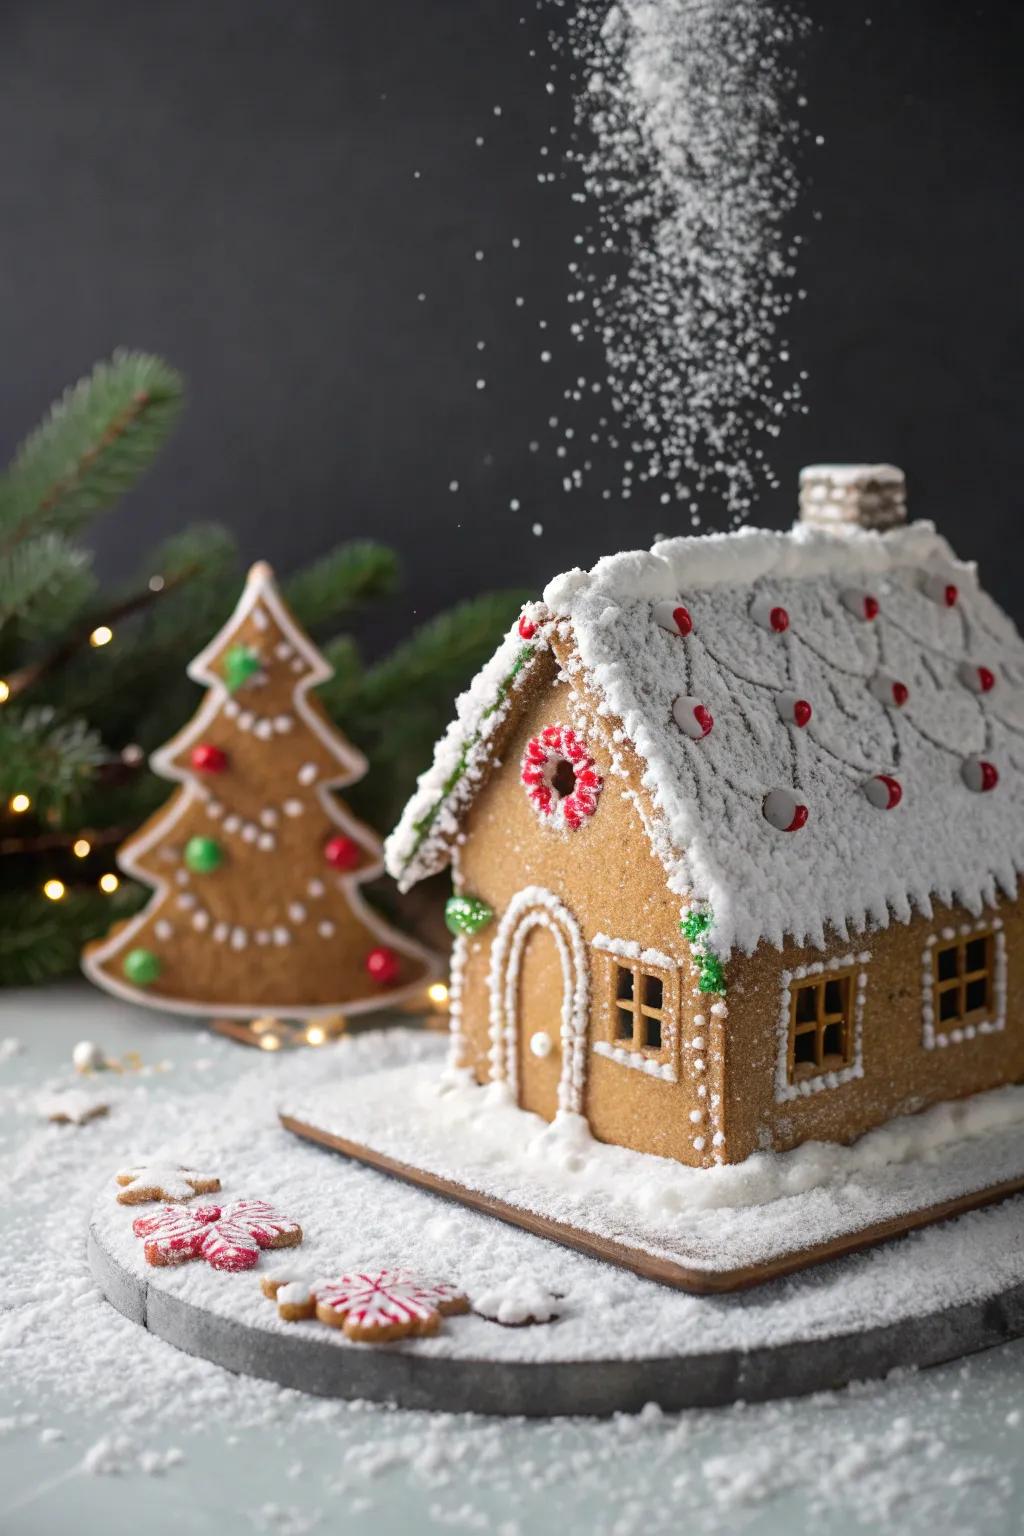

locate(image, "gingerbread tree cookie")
[[82, 562, 436, 1017]]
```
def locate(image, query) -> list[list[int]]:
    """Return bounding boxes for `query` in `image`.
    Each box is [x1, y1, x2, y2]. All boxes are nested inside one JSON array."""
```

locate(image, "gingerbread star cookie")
[[115, 1163, 221, 1205]]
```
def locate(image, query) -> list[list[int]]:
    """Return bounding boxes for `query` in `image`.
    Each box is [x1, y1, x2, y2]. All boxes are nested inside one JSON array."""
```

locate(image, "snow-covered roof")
[[386, 519, 1024, 957]]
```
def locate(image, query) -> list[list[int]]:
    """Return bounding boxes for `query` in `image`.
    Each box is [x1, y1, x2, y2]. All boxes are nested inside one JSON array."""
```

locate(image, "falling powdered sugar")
[[552, 0, 810, 519]]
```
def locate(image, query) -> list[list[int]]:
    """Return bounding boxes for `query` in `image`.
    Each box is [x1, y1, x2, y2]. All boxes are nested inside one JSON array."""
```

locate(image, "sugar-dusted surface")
[[4, 983, 1024, 1536]]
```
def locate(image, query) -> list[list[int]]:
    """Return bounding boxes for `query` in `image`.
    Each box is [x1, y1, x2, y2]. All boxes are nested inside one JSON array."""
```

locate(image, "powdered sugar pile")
[[2, 1007, 1024, 1532], [550, 0, 810, 518]]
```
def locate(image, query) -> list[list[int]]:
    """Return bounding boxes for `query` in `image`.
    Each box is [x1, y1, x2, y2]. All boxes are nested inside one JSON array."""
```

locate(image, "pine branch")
[[0, 351, 183, 547], [0, 533, 97, 639], [283, 541, 399, 631], [314, 635, 363, 718], [0, 707, 106, 813], [0, 885, 143, 987], [355, 590, 531, 717]]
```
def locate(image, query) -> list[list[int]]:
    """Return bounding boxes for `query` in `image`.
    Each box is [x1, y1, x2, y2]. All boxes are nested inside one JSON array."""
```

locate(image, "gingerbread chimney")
[[798, 464, 906, 532]]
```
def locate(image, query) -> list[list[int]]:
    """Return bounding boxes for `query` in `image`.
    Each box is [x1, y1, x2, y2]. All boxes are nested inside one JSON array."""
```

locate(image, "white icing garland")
[[921, 917, 1006, 1051], [486, 886, 590, 1115], [775, 952, 871, 1104]]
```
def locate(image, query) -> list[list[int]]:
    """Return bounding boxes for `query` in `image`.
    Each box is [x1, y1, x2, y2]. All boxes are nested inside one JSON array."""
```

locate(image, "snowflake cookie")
[[470, 1273, 562, 1327], [115, 1163, 221, 1205], [261, 1269, 469, 1341], [132, 1200, 302, 1271]]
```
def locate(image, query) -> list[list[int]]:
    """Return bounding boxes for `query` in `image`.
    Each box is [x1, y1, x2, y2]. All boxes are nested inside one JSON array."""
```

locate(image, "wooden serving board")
[[274, 1056, 1024, 1296]]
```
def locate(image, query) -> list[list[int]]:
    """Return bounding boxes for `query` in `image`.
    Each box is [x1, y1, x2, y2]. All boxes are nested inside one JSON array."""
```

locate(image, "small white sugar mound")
[[471, 1272, 561, 1326]]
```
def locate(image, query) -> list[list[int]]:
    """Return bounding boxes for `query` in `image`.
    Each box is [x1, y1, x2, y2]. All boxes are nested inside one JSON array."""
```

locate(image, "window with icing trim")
[[932, 931, 995, 1026], [787, 970, 855, 1083], [603, 952, 676, 1066]]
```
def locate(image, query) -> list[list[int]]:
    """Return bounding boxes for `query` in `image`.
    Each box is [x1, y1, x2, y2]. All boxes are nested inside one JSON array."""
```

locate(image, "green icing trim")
[[680, 905, 727, 995], [400, 642, 535, 872]]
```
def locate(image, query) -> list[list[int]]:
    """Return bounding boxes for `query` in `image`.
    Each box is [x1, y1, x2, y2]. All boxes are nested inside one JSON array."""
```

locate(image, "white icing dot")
[[206, 800, 224, 820], [297, 763, 318, 786], [176, 893, 196, 911], [241, 823, 258, 844], [317, 921, 335, 939], [230, 927, 248, 950], [154, 920, 173, 941], [274, 715, 294, 734], [273, 926, 291, 946], [259, 809, 279, 828], [275, 642, 293, 660], [237, 712, 255, 732], [254, 929, 270, 946], [255, 719, 274, 740], [287, 903, 307, 925], [213, 922, 230, 943], [257, 833, 276, 852], [224, 699, 240, 719], [283, 800, 303, 818], [191, 911, 210, 932], [224, 815, 241, 834], [307, 879, 325, 898]]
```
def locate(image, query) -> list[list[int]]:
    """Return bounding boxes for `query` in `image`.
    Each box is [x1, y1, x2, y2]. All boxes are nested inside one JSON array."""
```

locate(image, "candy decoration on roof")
[[671, 695, 713, 740], [521, 726, 602, 830], [762, 788, 808, 832], [750, 594, 790, 633], [923, 573, 959, 607], [191, 744, 229, 774], [82, 562, 437, 1019], [962, 756, 999, 793], [959, 662, 997, 695], [518, 614, 537, 640], [776, 692, 812, 728], [132, 1198, 303, 1271], [841, 588, 880, 621], [869, 672, 909, 708], [653, 599, 693, 637], [863, 774, 903, 810]]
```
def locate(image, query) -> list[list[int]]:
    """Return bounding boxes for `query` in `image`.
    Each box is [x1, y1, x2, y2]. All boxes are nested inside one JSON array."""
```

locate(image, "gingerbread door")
[[488, 886, 590, 1124], [515, 924, 564, 1120]]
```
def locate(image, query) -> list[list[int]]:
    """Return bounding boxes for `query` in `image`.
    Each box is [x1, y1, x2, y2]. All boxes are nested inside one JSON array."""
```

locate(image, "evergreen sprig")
[[284, 541, 398, 631], [0, 707, 106, 813], [0, 533, 96, 640], [0, 886, 143, 987], [0, 352, 183, 545]]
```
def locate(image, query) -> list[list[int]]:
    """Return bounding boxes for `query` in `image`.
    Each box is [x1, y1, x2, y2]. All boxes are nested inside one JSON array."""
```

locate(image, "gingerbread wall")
[[452, 655, 718, 1166], [721, 892, 1024, 1161]]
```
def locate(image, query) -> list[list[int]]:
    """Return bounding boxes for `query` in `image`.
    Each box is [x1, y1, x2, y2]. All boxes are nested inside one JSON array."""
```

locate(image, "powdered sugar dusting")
[[551, 0, 810, 518]]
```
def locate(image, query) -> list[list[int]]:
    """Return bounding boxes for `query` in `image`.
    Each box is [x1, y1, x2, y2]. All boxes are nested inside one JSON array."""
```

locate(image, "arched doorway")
[[487, 886, 589, 1121]]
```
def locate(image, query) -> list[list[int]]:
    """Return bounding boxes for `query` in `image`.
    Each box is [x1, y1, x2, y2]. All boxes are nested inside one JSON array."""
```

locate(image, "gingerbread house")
[[385, 466, 1024, 1170]]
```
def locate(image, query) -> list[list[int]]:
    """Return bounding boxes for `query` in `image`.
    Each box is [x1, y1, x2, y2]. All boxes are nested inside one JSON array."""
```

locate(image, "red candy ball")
[[518, 614, 537, 640], [191, 743, 228, 774], [324, 835, 361, 871], [366, 946, 400, 985]]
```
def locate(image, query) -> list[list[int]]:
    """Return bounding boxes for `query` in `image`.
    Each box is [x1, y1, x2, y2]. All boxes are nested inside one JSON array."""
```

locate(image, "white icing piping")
[[921, 918, 1006, 1050], [593, 1040, 677, 1084], [775, 952, 871, 1105], [487, 886, 590, 1115]]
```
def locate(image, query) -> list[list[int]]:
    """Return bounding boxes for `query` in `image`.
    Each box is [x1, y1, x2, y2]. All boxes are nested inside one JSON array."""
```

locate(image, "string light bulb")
[[305, 1024, 327, 1046], [99, 873, 120, 893], [258, 1033, 281, 1052], [148, 574, 165, 592], [9, 793, 31, 814], [427, 982, 450, 1007], [89, 625, 114, 648], [0, 680, 9, 704], [73, 838, 92, 859], [43, 879, 66, 901]]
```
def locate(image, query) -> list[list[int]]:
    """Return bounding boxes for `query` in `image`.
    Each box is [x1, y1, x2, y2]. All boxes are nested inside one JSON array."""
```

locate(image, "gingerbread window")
[[932, 931, 994, 1026], [608, 958, 674, 1063], [787, 970, 855, 1083]]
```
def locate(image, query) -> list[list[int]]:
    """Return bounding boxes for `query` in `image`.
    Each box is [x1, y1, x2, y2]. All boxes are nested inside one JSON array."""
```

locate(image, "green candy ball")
[[222, 644, 262, 693], [445, 894, 494, 937], [184, 835, 224, 875], [123, 948, 161, 987]]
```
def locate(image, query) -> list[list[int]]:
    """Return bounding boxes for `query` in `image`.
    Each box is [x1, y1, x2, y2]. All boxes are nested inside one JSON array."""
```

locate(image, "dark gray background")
[[0, 0, 1021, 637]]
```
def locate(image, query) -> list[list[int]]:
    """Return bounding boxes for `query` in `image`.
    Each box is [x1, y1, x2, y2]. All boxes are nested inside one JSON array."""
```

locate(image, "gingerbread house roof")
[[385, 517, 1024, 958]]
